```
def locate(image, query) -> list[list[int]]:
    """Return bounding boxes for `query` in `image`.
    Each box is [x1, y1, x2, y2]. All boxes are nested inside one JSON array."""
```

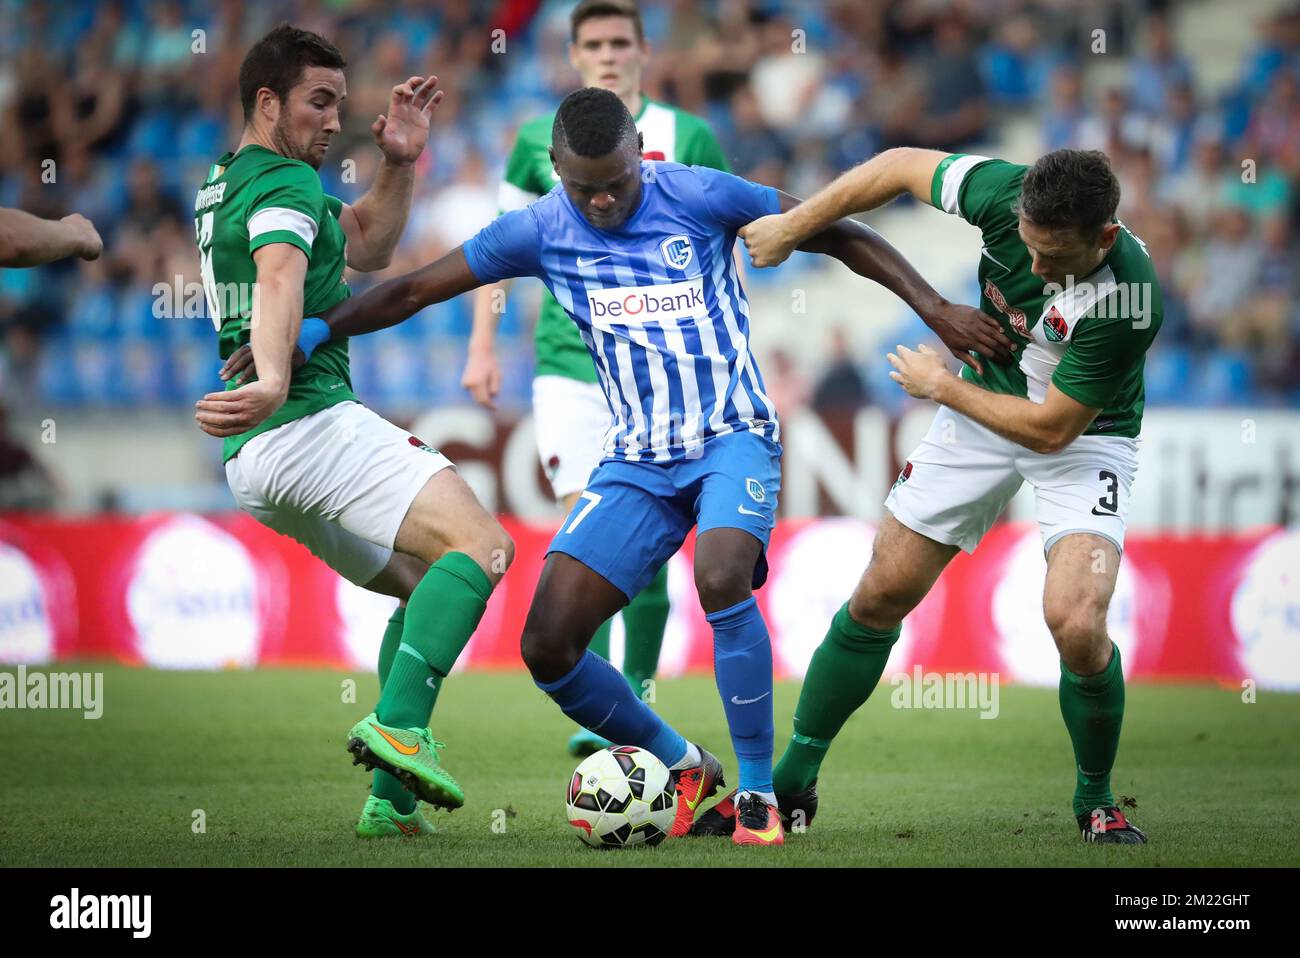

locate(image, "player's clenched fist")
[[61, 213, 102, 261], [195, 378, 288, 438], [887, 343, 951, 400], [738, 213, 799, 268]]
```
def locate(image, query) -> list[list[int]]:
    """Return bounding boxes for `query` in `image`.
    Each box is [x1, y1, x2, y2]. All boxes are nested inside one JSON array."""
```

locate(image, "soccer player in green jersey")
[[191, 25, 514, 839], [722, 148, 1160, 844], [461, 0, 730, 757]]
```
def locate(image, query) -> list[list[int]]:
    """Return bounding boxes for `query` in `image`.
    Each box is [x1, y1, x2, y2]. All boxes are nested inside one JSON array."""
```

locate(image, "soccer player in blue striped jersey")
[[223, 88, 1010, 844]]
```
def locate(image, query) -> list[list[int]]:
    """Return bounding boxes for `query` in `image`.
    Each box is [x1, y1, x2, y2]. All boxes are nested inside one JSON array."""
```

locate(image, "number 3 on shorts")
[[564, 490, 603, 533], [1092, 469, 1119, 516]]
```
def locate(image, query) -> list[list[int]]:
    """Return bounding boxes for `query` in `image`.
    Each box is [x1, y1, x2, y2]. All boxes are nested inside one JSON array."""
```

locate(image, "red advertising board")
[[1, 514, 1294, 688]]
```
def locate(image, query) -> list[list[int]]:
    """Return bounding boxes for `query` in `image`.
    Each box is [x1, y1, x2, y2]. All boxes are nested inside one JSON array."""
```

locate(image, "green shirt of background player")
[[460, 0, 731, 757], [734, 147, 1159, 844]]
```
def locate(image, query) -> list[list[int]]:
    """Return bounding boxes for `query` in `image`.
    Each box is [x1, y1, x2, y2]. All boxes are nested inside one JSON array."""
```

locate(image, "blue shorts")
[[547, 431, 782, 602]]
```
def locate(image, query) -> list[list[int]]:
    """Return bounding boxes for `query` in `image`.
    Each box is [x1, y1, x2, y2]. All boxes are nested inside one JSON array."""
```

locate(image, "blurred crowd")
[[0, 0, 1296, 416]]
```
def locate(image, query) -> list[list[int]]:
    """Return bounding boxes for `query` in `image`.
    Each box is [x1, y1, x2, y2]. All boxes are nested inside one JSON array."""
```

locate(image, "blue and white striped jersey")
[[463, 161, 781, 462]]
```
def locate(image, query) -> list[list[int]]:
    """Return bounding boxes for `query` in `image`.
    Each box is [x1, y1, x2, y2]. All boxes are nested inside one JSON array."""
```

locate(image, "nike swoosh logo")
[[1090, 507, 1117, 517], [730, 691, 771, 705], [751, 821, 782, 842], [737, 505, 764, 517], [426, 677, 438, 689], [371, 723, 420, 756], [981, 247, 1011, 272], [576, 255, 611, 268], [589, 702, 618, 732]]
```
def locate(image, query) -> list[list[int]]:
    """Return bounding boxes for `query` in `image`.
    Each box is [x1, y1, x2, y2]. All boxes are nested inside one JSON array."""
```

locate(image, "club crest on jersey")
[[745, 477, 766, 503], [660, 234, 693, 271], [1043, 306, 1068, 342]]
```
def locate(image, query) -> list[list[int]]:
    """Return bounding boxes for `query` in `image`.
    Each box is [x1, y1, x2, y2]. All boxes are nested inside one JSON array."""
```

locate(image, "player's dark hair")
[[239, 23, 346, 123], [553, 87, 637, 158], [1016, 149, 1121, 238], [570, 0, 645, 44]]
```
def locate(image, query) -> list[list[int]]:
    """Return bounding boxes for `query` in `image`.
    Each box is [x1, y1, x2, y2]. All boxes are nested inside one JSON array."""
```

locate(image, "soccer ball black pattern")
[[565, 745, 677, 848]]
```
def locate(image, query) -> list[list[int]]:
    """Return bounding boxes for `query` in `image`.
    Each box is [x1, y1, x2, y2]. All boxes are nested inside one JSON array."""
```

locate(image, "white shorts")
[[532, 374, 613, 501], [224, 401, 453, 585], [885, 406, 1139, 555]]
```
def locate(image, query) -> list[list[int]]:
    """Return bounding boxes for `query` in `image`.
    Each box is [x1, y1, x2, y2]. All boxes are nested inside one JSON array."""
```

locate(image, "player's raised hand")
[[195, 378, 287, 438], [62, 213, 103, 261], [887, 343, 950, 400], [739, 213, 799, 268], [460, 346, 502, 410], [372, 75, 444, 166], [919, 301, 1016, 376]]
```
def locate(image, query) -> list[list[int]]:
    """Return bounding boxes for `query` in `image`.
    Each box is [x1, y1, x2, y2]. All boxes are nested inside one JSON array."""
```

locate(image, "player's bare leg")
[[1044, 533, 1147, 844], [347, 469, 514, 809]]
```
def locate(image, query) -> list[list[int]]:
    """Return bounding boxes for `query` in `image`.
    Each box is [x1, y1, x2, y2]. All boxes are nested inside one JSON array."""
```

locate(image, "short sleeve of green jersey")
[[929, 154, 1025, 234], [1051, 295, 1151, 409], [247, 162, 325, 257], [323, 194, 344, 219], [499, 116, 552, 213], [678, 114, 730, 172]]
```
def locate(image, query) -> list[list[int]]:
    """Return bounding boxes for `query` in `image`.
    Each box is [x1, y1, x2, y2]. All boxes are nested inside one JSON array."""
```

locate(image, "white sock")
[[669, 742, 702, 771], [737, 789, 777, 807]]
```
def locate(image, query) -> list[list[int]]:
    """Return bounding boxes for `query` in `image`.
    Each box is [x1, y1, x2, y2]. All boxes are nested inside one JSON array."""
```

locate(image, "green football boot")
[[567, 728, 614, 757], [355, 795, 435, 838], [346, 713, 465, 810]]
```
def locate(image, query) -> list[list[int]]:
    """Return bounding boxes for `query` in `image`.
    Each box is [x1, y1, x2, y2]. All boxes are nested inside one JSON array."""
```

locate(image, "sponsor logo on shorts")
[[892, 460, 913, 489], [407, 435, 440, 455], [745, 477, 766, 502], [1043, 305, 1068, 342]]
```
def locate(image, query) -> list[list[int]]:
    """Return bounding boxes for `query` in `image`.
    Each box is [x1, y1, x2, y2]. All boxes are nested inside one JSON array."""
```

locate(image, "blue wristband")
[[297, 316, 331, 360]]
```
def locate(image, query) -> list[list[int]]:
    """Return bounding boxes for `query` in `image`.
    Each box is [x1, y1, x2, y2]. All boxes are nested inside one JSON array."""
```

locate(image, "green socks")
[[372, 606, 415, 814], [1060, 642, 1125, 817], [622, 563, 668, 695], [376, 552, 492, 731], [773, 602, 900, 795]]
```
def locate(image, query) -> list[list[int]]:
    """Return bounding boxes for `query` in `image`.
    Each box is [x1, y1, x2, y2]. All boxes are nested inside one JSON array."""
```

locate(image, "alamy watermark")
[[890, 666, 1000, 719], [0, 665, 103, 719]]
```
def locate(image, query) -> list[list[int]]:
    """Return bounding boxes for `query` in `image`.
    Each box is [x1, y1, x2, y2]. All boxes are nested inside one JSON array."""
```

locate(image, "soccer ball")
[[566, 745, 677, 848]]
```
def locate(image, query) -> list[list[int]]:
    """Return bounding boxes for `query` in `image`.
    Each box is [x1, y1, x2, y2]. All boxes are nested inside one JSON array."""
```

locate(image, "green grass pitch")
[[2, 665, 1297, 867]]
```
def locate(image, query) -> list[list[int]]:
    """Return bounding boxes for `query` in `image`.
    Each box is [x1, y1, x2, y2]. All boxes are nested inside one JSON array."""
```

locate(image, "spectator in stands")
[[1128, 12, 1194, 116], [811, 327, 869, 415]]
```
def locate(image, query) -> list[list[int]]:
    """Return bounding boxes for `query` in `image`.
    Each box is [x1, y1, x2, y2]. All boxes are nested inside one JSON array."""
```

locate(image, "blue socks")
[[707, 596, 775, 795], [537, 651, 688, 766]]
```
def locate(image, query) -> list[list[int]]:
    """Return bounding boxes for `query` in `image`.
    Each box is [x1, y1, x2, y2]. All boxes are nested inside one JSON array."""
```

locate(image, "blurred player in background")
[[221, 88, 1010, 846], [731, 147, 1161, 844], [191, 25, 514, 839], [461, 0, 732, 757]]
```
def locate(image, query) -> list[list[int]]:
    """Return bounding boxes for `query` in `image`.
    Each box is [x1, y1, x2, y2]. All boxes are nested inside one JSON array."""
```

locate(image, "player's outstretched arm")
[[778, 191, 1014, 373], [0, 208, 102, 267], [740, 148, 947, 267], [216, 245, 484, 389]]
